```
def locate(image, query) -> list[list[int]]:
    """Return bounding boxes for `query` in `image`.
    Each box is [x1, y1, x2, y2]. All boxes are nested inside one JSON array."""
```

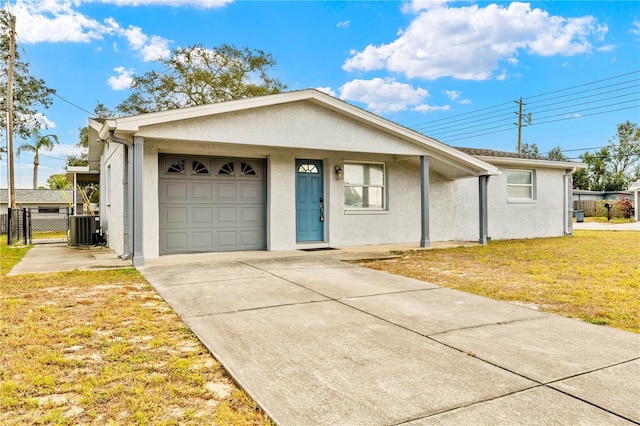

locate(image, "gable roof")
[[457, 147, 585, 170], [90, 89, 499, 179]]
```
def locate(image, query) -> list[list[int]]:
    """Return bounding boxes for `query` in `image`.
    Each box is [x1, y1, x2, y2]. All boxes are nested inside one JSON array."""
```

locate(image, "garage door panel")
[[217, 207, 237, 224], [216, 183, 237, 201], [192, 207, 213, 224], [165, 207, 188, 225], [164, 232, 188, 251], [217, 231, 238, 248], [164, 182, 188, 200], [192, 183, 213, 200], [159, 155, 265, 254], [240, 229, 262, 247], [192, 232, 213, 249]]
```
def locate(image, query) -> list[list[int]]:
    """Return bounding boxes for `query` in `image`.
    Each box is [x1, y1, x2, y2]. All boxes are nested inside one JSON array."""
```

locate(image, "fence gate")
[[5, 208, 30, 245], [5, 208, 70, 245]]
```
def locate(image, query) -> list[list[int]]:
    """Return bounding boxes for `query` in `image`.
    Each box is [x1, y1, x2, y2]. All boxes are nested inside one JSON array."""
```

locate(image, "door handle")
[[320, 199, 325, 222]]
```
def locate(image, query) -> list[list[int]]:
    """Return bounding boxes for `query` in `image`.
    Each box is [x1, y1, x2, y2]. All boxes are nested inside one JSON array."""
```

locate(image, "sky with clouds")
[[2, 0, 639, 188]]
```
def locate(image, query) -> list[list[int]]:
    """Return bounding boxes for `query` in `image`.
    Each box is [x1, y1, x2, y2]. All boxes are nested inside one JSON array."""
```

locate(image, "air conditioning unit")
[[70, 216, 99, 245]]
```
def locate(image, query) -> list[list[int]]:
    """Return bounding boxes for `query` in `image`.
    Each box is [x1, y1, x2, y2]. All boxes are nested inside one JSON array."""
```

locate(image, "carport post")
[[420, 155, 431, 248], [478, 175, 489, 245], [132, 136, 144, 267]]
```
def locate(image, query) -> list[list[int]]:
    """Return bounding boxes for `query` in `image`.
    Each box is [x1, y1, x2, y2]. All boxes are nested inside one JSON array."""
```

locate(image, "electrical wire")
[[409, 70, 640, 144]]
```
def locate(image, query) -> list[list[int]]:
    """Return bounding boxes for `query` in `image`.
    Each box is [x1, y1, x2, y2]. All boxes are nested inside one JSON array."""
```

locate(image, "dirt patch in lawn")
[[1, 268, 273, 425], [359, 230, 639, 333]]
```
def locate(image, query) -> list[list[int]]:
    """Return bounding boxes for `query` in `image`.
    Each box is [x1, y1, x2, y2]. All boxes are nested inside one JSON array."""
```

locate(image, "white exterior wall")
[[136, 141, 433, 258], [100, 143, 126, 255], [104, 137, 572, 259], [487, 167, 566, 240], [97, 98, 574, 260]]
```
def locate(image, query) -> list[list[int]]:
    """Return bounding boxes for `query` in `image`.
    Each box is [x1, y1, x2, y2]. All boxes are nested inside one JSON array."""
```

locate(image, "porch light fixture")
[[335, 165, 343, 179]]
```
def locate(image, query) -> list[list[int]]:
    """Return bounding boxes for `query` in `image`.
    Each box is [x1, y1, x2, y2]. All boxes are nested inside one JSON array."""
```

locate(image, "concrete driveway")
[[139, 251, 640, 425]]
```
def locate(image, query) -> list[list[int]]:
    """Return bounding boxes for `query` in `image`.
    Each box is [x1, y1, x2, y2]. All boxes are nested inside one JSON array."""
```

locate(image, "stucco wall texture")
[[102, 139, 568, 259]]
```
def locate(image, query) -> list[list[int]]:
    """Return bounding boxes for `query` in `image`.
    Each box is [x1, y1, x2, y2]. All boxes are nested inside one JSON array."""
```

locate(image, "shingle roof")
[[456, 147, 544, 159], [0, 189, 75, 204]]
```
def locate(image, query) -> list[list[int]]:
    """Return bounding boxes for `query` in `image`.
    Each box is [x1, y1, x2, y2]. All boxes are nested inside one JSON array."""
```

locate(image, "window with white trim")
[[344, 162, 385, 209], [507, 169, 535, 200]]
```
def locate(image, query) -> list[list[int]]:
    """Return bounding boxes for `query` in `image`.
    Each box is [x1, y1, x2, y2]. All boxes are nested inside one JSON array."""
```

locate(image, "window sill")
[[507, 199, 536, 204], [344, 209, 389, 215]]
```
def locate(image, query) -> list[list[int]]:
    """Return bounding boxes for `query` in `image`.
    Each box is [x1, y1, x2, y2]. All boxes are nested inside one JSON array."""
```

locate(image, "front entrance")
[[295, 159, 324, 242]]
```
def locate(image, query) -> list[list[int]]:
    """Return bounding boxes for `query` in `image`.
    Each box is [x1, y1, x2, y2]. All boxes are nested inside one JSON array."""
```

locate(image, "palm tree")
[[17, 132, 59, 189]]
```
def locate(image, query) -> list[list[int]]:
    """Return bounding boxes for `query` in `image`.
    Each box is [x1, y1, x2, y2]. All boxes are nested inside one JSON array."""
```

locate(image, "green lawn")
[[361, 230, 640, 333]]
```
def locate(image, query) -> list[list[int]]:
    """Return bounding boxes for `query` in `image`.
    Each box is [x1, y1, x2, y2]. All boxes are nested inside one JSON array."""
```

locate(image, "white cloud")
[[12, 1, 172, 61], [316, 87, 337, 97], [34, 113, 57, 129], [50, 143, 84, 158], [401, 0, 449, 14], [339, 78, 429, 114], [12, 1, 105, 43], [413, 104, 451, 113], [107, 67, 135, 90], [443, 89, 470, 104], [98, 0, 232, 8], [344, 2, 608, 81], [632, 20, 640, 38], [444, 90, 460, 101], [105, 19, 171, 61], [337, 20, 350, 29]]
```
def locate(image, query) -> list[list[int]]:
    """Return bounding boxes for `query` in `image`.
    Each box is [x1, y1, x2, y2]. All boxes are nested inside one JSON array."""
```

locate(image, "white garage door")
[[159, 155, 266, 255]]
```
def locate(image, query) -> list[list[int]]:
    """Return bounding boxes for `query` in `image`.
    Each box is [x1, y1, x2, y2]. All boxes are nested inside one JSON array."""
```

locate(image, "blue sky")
[[2, 0, 639, 188]]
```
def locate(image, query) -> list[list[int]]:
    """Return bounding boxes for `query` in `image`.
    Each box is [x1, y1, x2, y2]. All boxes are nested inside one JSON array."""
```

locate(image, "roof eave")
[[475, 156, 586, 170]]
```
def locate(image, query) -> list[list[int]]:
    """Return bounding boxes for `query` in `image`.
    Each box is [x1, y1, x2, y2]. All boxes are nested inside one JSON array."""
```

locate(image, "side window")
[[507, 169, 535, 200], [344, 162, 385, 209]]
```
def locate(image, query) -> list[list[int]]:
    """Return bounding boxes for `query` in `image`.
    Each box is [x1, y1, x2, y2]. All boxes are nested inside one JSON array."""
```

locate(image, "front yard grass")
[[361, 230, 639, 333], [1, 241, 272, 425]]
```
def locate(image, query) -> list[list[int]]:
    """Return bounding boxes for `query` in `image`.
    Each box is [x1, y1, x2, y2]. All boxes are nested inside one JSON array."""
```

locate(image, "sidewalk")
[[573, 221, 640, 231], [7, 243, 132, 275]]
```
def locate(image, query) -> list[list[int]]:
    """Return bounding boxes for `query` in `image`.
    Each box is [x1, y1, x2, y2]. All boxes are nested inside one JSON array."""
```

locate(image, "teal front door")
[[296, 159, 324, 242]]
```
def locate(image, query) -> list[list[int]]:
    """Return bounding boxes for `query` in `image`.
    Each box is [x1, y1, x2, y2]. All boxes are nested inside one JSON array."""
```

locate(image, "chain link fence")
[[3, 208, 71, 245]]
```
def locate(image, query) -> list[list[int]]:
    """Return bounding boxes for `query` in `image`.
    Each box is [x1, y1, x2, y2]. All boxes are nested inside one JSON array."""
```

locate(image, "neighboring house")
[[629, 179, 640, 221], [87, 89, 583, 266], [0, 189, 79, 214], [573, 190, 633, 202]]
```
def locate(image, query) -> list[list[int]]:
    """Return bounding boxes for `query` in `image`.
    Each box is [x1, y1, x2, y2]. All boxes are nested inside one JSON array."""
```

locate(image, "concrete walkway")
[[7, 243, 132, 275], [573, 221, 640, 231], [138, 251, 640, 425]]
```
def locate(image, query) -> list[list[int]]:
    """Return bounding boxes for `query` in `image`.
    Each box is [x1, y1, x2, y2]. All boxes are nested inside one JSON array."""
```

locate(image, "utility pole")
[[7, 13, 16, 209], [514, 97, 532, 155]]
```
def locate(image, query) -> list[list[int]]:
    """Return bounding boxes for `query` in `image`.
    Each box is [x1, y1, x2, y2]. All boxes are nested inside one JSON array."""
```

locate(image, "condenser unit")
[[69, 216, 99, 245]]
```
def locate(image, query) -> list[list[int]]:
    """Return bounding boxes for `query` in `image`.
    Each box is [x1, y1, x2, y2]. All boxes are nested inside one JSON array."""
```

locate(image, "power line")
[[409, 70, 640, 145], [525, 70, 640, 100], [52, 93, 94, 115]]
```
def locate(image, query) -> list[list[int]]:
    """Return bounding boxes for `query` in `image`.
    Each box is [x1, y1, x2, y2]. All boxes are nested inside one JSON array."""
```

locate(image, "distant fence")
[[31, 209, 70, 244], [4, 208, 71, 245], [574, 200, 597, 217]]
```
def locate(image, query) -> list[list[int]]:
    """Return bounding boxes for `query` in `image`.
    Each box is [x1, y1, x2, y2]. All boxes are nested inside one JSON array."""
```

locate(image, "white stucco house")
[[629, 179, 640, 221], [86, 89, 583, 266]]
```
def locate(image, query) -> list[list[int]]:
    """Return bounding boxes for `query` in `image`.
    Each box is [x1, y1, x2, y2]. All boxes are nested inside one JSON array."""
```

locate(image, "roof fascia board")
[[475, 155, 586, 170]]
